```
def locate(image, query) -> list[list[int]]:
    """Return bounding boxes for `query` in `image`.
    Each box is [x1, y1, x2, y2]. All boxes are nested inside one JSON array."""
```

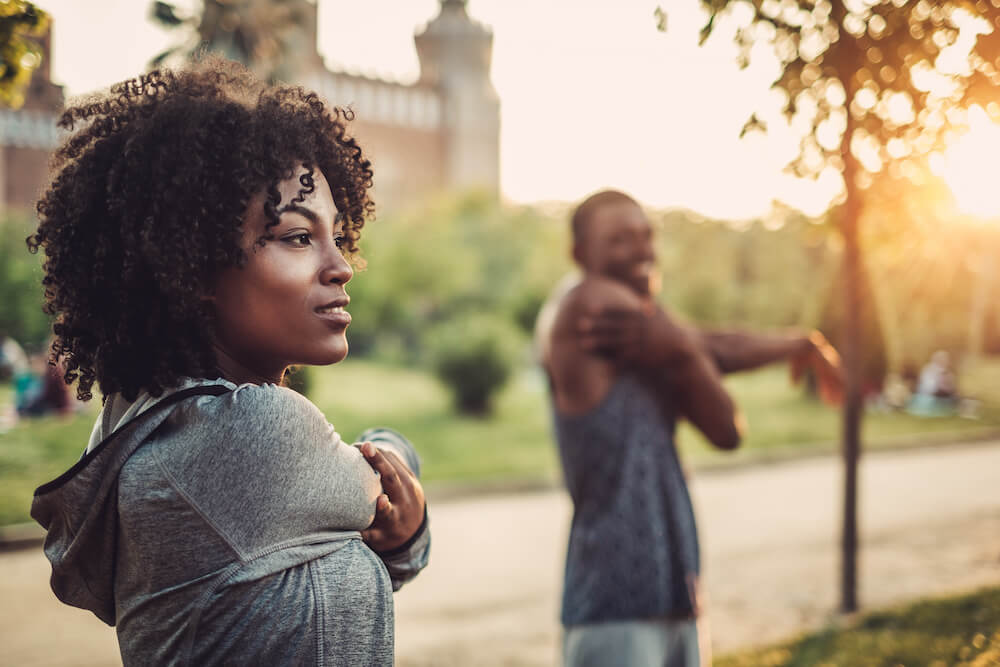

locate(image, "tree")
[[684, 0, 1000, 612], [0, 1, 48, 108], [149, 0, 316, 82]]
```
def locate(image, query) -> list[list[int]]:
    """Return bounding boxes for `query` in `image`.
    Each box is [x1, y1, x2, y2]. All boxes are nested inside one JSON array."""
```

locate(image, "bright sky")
[[36, 0, 843, 219]]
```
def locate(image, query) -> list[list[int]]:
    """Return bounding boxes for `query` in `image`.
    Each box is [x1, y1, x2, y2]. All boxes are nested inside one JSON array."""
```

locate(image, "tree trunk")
[[839, 150, 863, 614], [833, 0, 864, 612]]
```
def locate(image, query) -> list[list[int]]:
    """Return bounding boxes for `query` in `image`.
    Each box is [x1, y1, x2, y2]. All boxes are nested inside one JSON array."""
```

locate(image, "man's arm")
[[698, 331, 810, 374], [576, 280, 742, 451], [623, 307, 742, 450], [699, 329, 843, 405]]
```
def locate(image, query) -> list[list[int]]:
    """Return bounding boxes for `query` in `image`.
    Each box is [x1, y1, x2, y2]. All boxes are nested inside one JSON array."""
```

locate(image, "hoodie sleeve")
[[156, 383, 382, 558]]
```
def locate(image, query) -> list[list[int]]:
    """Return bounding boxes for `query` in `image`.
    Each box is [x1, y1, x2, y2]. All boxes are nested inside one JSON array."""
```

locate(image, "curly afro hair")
[[27, 56, 374, 402]]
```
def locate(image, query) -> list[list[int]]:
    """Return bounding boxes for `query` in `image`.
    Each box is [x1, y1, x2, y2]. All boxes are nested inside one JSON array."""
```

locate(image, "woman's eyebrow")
[[278, 203, 321, 225]]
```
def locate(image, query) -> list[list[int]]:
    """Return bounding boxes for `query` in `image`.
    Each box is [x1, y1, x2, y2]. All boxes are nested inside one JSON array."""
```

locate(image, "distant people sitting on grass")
[[907, 350, 978, 418], [0, 334, 28, 431], [0, 334, 28, 381], [15, 351, 73, 418]]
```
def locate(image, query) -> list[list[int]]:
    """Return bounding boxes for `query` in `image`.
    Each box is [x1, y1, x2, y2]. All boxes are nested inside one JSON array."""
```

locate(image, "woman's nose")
[[320, 245, 353, 285]]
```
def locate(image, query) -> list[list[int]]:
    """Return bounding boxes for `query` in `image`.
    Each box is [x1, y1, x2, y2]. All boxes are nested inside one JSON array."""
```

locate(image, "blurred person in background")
[[0, 333, 29, 430], [28, 56, 428, 666], [907, 349, 959, 416], [15, 345, 73, 418], [907, 349, 980, 418], [0, 333, 28, 381], [536, 189, 843, 667]]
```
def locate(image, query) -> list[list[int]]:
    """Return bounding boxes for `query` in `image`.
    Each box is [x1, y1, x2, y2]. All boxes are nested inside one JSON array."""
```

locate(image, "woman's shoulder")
[[176, 380, 333, 443], [229, 381, 320, 415]]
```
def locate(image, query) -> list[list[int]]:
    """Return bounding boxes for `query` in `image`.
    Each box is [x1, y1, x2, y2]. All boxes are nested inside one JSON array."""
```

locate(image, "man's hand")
[[790, 330, 844, 406], [577, 302, 690, 364], [359, 442, 426, 553]]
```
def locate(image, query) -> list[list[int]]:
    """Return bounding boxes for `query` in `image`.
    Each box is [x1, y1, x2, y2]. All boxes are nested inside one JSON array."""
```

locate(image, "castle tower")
[[414, 0, 500, 195]]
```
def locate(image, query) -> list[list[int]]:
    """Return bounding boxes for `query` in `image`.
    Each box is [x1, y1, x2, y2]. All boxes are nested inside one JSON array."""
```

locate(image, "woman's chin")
[[313, 342, 349, 366]]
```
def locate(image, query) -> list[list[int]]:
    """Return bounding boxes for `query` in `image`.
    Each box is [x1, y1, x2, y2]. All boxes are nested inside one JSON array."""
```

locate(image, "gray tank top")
[[553, 374, 699, 625]]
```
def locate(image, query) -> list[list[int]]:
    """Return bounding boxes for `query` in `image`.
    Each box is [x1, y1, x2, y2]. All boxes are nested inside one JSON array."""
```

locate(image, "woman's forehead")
[[276, 168, 337, 215]]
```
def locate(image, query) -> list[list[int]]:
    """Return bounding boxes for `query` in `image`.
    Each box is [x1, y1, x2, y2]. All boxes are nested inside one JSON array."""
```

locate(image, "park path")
[[2, 441, 999, 666]]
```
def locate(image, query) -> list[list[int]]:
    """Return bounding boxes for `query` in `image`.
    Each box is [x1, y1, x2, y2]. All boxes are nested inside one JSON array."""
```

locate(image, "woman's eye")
[[285, 233, 312, 247], [334, 235, 346, 249]]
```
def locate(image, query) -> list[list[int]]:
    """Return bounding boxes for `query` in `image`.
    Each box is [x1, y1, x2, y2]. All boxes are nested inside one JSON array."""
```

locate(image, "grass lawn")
[[716, 586, 1000, 667], [678, 356, 1000, 467], [1, 357, 998, 526]]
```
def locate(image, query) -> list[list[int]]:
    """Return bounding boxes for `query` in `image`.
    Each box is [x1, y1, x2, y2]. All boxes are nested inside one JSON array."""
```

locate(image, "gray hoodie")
[[31, 379, 430, 666]]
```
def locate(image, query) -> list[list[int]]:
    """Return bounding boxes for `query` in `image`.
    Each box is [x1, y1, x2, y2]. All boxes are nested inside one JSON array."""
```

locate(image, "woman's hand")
[[359, 442, 427, 553]]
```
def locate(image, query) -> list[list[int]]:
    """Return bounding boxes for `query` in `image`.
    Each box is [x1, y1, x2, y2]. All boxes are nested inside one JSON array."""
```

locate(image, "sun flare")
[[933, 105, 1000, 220]]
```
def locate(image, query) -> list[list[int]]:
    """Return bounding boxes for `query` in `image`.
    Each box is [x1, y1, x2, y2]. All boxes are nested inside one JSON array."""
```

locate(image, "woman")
[[29, 56, 429, 665]]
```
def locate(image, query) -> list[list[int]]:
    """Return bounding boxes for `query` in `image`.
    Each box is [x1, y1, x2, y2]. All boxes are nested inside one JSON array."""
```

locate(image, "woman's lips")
[[315, 305, 351, 327]]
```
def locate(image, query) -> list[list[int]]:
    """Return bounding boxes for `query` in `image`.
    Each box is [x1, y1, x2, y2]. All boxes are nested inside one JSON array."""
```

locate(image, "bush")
[[426, 313, 524, 416], [345, 193, 572, 363], [0, 216, 50, 350]]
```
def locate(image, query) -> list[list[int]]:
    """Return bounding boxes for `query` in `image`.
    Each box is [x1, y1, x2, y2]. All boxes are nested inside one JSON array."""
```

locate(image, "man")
[[536, 190, 842, 667]]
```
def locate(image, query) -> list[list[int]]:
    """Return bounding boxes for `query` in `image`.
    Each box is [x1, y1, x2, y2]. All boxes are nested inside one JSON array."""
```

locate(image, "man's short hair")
[[570, 190, 639, 243]]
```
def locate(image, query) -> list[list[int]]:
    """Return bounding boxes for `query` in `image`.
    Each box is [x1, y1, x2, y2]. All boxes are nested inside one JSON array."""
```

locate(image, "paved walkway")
[[3, 441, 999, 666]]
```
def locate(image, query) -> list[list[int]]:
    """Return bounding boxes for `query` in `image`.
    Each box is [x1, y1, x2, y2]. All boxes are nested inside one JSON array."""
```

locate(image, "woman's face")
[[212, 167, 353, 383]]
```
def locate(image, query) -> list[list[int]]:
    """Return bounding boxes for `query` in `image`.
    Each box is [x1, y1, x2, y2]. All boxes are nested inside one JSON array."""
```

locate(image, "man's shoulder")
[[562, 275, 643, 314]]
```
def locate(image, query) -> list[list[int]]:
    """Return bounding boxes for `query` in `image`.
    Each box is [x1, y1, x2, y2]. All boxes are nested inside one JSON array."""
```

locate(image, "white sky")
[[36, 0, 842, 219]]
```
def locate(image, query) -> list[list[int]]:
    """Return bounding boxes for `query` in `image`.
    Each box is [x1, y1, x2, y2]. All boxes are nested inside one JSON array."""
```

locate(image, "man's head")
[[571, 190, 658, 296]]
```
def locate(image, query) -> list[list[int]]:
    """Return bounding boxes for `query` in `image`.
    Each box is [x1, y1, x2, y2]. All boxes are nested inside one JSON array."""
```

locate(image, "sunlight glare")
[[934, 105, 1000, 219]]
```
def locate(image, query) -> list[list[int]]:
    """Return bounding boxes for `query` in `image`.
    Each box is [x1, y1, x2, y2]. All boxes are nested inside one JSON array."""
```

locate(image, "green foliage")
[[0, 216, 50, 350], [694, 1, 1000, 177], [862, 171, 1000, 372], [346, 193, 570, 362], [717, 586, 1000, 667], [149, 0, 319, 82], [425, 313, 524, 416], [0, 1, 48, 109], [689, 0, 1000, 375], [654, 209, 838, 330], [283, 365, 312, 398]]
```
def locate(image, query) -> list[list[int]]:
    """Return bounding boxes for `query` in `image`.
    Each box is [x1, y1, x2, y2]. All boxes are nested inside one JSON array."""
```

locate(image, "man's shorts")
[[563, 616, 702, 667]]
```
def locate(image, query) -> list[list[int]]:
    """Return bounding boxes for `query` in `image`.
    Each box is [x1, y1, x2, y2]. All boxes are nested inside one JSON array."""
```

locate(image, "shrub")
[[0, 216, 50, 350], [426, 313, 524, 416]]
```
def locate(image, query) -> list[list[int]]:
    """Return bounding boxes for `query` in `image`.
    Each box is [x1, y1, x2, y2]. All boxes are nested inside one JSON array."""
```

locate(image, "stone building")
[[0, 25, 64, 217], [0, 0, 499, 217], [303, 0, 500, 210]]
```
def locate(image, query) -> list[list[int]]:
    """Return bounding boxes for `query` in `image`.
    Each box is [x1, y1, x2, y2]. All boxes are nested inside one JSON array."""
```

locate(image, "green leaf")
[[151, 2, 185, 28]]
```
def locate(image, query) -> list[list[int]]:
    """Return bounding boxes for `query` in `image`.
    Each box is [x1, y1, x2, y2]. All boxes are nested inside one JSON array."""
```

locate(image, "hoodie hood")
[[30, 382, 232, 625]]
